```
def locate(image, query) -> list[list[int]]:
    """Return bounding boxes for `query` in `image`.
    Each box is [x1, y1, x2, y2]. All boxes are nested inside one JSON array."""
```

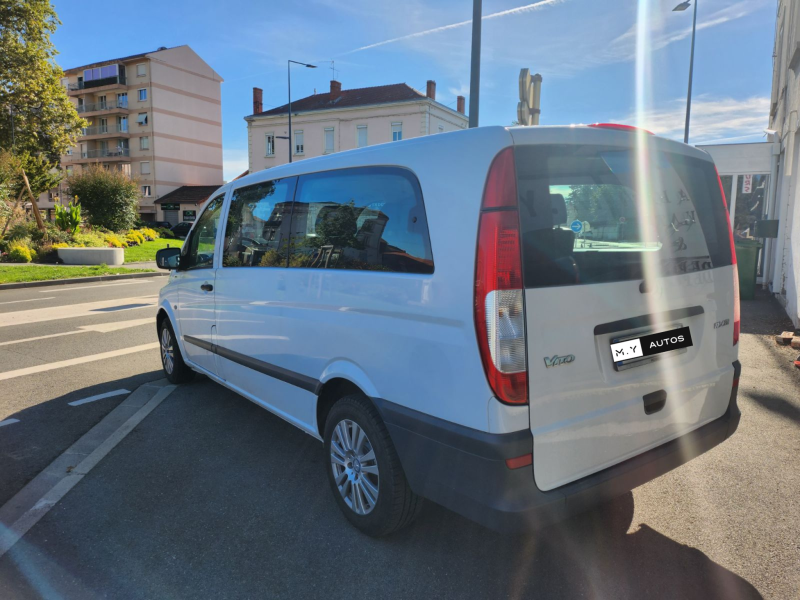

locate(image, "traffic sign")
[[570, 220, 583, 233]]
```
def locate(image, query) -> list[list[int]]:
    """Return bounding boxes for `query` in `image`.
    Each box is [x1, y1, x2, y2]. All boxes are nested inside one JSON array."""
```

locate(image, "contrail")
[[344, 0, 567, 54]]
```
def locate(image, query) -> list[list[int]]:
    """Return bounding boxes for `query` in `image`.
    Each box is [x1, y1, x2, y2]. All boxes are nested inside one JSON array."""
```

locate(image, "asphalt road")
[[0, 277, 168, 507], [0, 286, 798, 599]]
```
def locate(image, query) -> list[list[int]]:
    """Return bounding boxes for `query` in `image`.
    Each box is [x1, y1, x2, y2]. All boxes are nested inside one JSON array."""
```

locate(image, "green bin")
[[734, 240, 763, 301]]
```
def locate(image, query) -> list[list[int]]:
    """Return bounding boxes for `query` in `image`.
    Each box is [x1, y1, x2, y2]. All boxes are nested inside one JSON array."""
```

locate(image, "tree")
[[310, 201, 363, 251], [0, 0, 85, 194], [66, 165, 139, 231]]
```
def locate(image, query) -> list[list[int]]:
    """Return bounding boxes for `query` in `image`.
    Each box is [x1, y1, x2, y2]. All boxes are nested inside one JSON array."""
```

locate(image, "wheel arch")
[[316, 378, 372, 438]]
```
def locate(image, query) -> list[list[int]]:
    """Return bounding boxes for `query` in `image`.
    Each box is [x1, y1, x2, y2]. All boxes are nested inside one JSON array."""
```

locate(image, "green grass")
[[0, 265, 154, 284], [124, 238, 183, 263]]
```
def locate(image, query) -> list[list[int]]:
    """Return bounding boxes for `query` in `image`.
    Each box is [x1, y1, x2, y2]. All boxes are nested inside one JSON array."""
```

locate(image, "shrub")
[[55, 201, 81, 235], [103, 232, 127, 248], [155, 227, 175, 239], [72, 231, 107, 248], [35, 244, 58, 263], [52, 242, 69, 249], [66, 165, 139, 231], [125, 230, 145, 246], [137, 227, 159, 241], [7, 222, 70, 245], [8, 243, 33, 263]]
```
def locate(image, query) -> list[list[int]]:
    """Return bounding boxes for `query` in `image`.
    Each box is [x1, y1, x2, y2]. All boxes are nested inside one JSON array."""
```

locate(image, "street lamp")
[[288, 60, 317, 163], [674, 0, 697, 144]]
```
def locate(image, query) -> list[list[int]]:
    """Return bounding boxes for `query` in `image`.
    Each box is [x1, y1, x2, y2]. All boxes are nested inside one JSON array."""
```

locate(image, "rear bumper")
[[375, 360, 741, 533]]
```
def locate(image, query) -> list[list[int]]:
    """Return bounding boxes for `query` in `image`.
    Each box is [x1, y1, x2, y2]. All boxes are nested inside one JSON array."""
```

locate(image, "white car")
[[155, 124, 741, 536]]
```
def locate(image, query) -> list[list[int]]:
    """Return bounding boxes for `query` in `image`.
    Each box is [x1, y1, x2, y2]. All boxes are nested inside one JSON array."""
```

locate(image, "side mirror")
[[156, 247, 181, 270]]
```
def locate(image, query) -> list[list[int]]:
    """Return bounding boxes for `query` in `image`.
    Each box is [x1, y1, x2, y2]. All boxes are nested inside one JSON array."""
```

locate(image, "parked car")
[[151, 220, 173, 229], [170, 222, 192, 239], [154, 125, 740, 536]]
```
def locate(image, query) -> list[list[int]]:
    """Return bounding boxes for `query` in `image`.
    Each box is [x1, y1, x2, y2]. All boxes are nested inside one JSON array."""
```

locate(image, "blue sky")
[[51, 0, 776, 181]]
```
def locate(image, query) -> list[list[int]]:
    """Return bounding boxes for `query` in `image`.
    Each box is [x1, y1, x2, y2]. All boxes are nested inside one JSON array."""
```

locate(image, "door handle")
[[201, 283, 213, 292]]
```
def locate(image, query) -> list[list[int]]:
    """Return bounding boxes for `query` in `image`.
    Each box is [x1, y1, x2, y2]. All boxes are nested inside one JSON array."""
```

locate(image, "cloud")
[[344, 0, 567, 54], [599, 1, 764, 65], [616, 95, 770, 143], [223, 148, 249, 182]]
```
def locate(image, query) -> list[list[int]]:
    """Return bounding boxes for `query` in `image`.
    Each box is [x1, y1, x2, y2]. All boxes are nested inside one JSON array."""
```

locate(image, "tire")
[[158, 319, 195, 384], [323, 394, 423, 536]]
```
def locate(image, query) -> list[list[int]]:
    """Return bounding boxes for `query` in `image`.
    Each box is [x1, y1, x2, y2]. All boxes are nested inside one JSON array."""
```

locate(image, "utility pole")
[[469, 0, 482, 128], [684, 0, 698, 144]]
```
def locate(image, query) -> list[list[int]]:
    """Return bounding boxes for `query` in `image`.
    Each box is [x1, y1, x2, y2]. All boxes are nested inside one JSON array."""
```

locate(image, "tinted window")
[[222, 178, 297, 267], [288, 167, 433, 273], [181, 195, 225, 270], [515, 145, 733, 288]]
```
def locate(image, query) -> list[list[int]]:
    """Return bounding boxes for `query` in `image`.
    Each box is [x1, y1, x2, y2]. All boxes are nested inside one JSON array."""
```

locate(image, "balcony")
[[68, 74, 127, 95], [69, 147, 131, 163], [77, 98, 129, 115], [79, 124, 130, 140]]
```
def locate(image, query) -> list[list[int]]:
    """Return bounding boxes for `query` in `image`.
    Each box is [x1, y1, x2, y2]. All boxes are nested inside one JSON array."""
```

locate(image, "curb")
[[0, 270, 168, 291]]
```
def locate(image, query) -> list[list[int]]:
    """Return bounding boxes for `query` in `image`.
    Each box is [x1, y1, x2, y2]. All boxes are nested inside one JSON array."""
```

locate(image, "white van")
[[155, 125, 741, 536]]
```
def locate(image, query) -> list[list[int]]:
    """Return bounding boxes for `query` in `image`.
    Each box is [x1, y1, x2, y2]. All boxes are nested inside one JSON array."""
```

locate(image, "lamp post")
[[673, 0, 697, 144], [288, 60, 317, 163]]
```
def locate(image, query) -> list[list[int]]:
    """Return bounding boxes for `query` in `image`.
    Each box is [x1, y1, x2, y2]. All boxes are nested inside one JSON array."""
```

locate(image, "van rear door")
[[511, 130, 738, 491]]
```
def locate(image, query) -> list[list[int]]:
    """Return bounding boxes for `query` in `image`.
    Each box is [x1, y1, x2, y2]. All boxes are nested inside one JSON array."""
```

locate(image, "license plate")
[[610, 326, 693, 363]]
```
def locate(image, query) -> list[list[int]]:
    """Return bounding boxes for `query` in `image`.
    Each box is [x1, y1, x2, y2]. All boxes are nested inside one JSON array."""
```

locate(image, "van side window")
[[181, 195, 225, 270], [222, 178, 297, 267], [288, 167, 433, 273]]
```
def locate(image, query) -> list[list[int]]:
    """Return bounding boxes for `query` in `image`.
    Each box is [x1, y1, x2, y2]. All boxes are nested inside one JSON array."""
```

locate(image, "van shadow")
[[392, 492, 763, 599], [0, 369, 165, 508], [748, 391, 800, 426]]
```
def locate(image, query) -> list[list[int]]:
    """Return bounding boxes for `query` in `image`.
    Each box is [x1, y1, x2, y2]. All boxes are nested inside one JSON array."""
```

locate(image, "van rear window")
[[514, 144, 733, 288]]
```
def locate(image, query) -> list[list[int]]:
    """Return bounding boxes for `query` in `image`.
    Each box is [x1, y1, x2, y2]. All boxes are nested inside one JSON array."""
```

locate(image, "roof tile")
[[250, 83, 426, 118]]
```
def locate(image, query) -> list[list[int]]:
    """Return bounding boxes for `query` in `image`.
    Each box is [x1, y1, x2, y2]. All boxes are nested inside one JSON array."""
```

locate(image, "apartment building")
[[245, 80, 468, 172], [50, 45, 224, 224]]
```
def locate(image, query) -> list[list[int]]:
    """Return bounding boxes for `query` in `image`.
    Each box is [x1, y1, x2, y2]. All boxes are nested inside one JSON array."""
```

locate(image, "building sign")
[[161, 203, 180, 211], [742, 174, 753, 194], [183, 210, 197, 222]]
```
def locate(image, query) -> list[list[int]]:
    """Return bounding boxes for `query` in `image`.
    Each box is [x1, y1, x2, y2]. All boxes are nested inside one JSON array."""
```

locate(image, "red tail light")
[[716, 167, 739, 345], [474, 148, 528, 405]]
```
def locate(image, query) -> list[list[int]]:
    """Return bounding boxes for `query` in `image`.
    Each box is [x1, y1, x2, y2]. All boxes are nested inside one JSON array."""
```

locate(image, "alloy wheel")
[[330, 419, 380, 515], [161, 327, 174, 374]]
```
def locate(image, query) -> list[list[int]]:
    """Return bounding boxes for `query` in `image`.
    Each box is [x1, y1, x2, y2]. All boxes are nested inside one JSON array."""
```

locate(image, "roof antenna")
[[330, 60, 338, 81]]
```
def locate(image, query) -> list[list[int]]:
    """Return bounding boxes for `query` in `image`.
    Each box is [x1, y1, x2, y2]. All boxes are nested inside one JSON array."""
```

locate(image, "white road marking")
[[0, 383, 176, 557], [0, 297, 55, 306], [0, 330, 82, 347], [0, 296, 158, 329], [0, 317, 154, 348], [79, 317, 154, 333], [41, 280, 157, 293], [68, 389, 130, 406], [0, 418, 20, 428], [0, 343, 159, 382]]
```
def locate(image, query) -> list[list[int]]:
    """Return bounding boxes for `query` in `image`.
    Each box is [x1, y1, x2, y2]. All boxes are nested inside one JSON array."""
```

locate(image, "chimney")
[[253, 87, 263, 114], [457, 95, 465, 114], [330, 80, 342, 100], [426, 80, 436, 100]]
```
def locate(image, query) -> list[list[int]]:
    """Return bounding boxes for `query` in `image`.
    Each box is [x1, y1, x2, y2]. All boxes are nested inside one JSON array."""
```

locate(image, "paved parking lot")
[[0, 288, 798, 599]]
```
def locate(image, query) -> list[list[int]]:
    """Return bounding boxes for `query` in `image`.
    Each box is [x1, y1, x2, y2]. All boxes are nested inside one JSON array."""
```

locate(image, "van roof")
[[232, 125, 711, 190]]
